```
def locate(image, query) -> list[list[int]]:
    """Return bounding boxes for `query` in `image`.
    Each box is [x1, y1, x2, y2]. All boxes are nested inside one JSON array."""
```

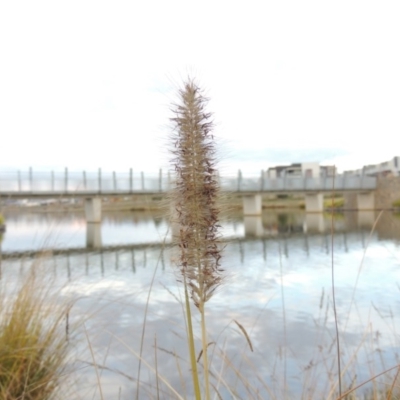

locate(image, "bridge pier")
[[242, 195, 262, 216], [357, 192, 375, 211], [244, 216, 263, 237], [304, 213, 325, 232], [304, 193, 324, 213], [357, 211, 375, 228], [86, 223, 102, 248], [85, 197, 102, 223]]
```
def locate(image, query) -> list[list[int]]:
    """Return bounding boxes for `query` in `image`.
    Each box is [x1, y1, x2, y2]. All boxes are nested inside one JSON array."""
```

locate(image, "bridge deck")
[[0, 175, 377, 198]]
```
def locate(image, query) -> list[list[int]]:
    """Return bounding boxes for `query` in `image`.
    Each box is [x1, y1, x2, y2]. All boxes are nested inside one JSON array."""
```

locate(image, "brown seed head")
[[170, 79, 223, 308]]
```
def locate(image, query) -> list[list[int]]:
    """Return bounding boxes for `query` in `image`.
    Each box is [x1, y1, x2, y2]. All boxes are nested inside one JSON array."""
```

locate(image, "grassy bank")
[[0, 264, 72, 399], [1, 194, 346, 213]]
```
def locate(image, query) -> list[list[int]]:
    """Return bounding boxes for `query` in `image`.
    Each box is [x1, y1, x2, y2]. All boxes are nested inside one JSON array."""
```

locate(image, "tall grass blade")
[[136, 237, 167, 399], [184, 277, 202, 399], [344, 209, 384, 331], [105, 330, 186, 400], [83, 322, 104, 400], [233, 320, 253, 352], [330, 166, 342, 397], [154, 334, 160, 400]]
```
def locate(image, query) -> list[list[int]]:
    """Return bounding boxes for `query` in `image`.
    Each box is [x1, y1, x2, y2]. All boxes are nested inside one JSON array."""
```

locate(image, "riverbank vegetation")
[[324, 197, 345, 209], [0, 264, 71, 399], [1, 194, 347, 214], [393, 199, 400, 208]]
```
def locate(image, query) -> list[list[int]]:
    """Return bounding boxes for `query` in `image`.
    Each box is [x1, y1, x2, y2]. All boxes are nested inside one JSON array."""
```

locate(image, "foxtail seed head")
[[170, 79, 223, 309]]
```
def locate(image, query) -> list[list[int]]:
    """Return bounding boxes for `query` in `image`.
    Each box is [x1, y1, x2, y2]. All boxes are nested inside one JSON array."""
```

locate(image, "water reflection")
[[86, 223, 102, 248], [243, 216, 264, 237], [357, 210, 376, 228], [1, 210, 400, 398], [304, 213, 325, 232], [1, 227, 400, 398], [3, 210, 400, 254]]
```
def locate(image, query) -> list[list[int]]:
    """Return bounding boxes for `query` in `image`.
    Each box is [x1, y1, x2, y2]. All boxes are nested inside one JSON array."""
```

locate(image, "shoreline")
[[2, 195, 376, 214], [1, 197, 307, 213]]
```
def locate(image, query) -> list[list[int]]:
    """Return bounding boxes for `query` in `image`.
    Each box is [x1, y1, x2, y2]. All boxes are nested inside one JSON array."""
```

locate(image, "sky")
[[1, 1, 400, 176]]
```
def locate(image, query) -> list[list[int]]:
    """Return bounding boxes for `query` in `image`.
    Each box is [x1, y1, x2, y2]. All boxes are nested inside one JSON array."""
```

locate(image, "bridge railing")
[[0, 169, 171, 193], [221, 174, 377, 192], [0, 169, 377, 194]]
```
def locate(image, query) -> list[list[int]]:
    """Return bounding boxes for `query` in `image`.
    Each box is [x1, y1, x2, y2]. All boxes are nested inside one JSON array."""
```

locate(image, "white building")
[[344, 156, 400, 177], [267, 162, 336, 178]]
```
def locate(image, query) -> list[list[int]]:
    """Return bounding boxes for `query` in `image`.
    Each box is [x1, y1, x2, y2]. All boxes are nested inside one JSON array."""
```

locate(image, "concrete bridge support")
[[243, 195, 262, 216], [244, 216, 263, 237], [357, 192, 375, 211], [85, 197, 102, 223], [357, 211, 375, 228], [85, 198, 102, 248], [305, 193, 324, 213], [86, 223, 102, 248], [304, 213, 325, 232]]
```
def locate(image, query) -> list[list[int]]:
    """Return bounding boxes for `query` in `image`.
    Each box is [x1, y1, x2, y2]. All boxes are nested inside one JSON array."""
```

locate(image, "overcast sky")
[[1, 1, 399, 175]]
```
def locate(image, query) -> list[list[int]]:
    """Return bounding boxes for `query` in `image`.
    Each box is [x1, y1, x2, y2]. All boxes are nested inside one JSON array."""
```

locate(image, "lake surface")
[[1, 209, 400, 399]]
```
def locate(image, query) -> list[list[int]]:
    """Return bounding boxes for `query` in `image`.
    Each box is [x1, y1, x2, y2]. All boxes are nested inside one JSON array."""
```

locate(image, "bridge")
[[0, 227, 376, 262], [0, 168, 377, 218]]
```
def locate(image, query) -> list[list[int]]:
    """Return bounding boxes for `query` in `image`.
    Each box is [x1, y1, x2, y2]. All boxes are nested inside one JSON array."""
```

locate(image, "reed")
[[0, 264, 70, 399], [169, 78, 224, 400]]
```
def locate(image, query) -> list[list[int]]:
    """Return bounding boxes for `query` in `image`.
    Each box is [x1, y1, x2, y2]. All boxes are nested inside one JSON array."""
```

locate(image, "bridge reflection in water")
[[81, 210, 387, 249], [2, 211, 398, 281]]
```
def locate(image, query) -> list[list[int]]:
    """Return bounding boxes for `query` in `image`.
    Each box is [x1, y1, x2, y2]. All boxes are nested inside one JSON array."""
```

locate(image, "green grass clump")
[[392, 198, 400, 208], [0, 266, 70, 399], [0, 213, 5, 243], [324, 197, 345, 209]]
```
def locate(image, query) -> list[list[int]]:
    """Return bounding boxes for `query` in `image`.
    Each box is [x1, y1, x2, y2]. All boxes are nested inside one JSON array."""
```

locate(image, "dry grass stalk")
[[170, 78, 223, 400], [170, 79, 223, 308], [233, 320, 253, 352]]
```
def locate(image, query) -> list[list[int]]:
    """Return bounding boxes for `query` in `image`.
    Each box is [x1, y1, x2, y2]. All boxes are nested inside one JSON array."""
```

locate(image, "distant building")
[[344, 156, 400, 177], [267, 162, 336, 178]]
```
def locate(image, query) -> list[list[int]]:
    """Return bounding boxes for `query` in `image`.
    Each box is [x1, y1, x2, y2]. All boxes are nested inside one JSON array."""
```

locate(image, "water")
[[1, 209, 400, 399]]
